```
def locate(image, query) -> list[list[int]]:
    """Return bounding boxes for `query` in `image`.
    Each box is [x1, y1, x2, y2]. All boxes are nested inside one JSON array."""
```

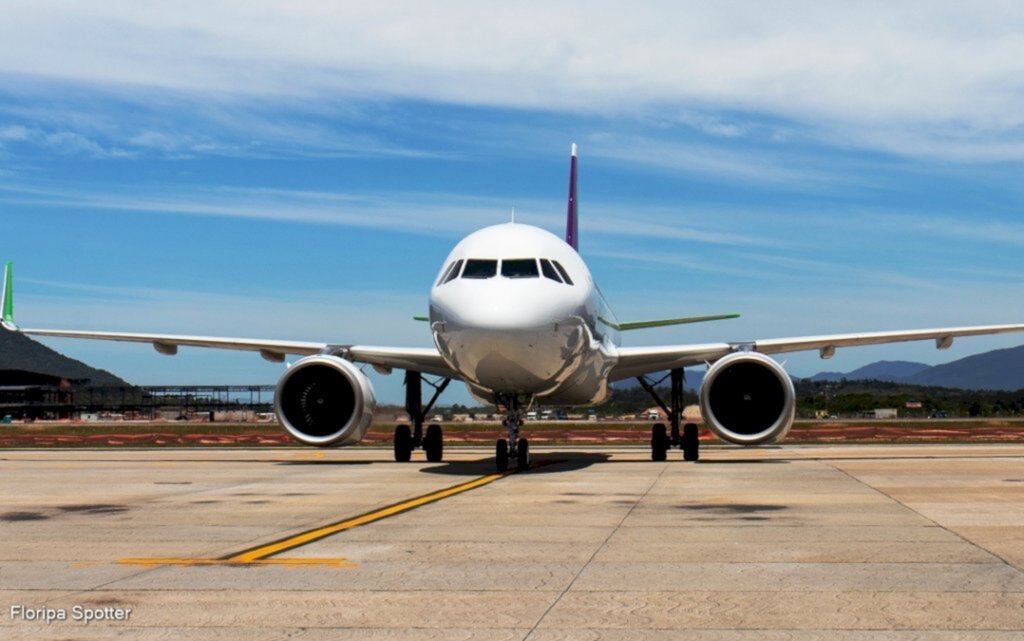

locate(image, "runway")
[[2, 444, 1024, 639]]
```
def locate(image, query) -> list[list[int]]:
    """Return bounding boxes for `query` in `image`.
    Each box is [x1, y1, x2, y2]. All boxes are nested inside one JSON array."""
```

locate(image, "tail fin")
[[1, 261, 15, 330], [565, 143, 579, 251]]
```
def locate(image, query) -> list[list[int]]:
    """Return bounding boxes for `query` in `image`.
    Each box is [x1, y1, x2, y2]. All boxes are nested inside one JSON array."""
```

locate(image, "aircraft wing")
[[609, 323, 1024, 382], [7, 327, 459, 379], [0, 262, 457, 378]]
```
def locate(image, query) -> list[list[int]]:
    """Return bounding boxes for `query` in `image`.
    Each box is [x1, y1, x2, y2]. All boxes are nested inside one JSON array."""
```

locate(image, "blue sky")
[[1, 2, 1023, 403]]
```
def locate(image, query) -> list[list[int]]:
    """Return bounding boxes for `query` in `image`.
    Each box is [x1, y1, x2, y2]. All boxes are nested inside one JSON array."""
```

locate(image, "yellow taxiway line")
[[227, 470, 509, 562], [117, 464, 523, 567], [117, 557, 357, 567]]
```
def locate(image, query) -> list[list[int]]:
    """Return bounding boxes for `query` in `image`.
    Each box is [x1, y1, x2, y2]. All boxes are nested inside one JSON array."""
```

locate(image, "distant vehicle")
[[929, 410, 949, 419], [1, 414, 11, 424]]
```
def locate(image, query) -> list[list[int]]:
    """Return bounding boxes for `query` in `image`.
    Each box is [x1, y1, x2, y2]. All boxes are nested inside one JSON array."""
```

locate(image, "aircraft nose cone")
[[430, 285, 590, 394], [450, 300, 553, 331], [434, 282, 573, 331]]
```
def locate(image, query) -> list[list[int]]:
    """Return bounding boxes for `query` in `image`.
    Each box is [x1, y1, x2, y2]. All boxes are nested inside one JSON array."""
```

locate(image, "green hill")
[[0, 329, 131, 386]]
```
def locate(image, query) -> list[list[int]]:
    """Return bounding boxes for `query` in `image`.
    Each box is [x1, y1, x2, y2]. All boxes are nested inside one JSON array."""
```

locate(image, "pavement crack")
[[826, 461, 1024, 574], [523, 461, 671, 640]]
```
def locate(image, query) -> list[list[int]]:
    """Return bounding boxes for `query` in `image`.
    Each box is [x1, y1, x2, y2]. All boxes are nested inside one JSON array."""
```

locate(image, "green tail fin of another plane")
[[2, 262, 14, 328]]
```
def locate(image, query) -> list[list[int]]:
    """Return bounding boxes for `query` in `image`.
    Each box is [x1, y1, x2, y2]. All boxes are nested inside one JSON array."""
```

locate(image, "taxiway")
[[2, 444, 1024, 639]]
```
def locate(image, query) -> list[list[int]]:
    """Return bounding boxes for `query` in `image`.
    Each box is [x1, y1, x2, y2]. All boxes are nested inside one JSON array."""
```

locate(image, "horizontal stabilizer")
[[605, 313, 740, 332]]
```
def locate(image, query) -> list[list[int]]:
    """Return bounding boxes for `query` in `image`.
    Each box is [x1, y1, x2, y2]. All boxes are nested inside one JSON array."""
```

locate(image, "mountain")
[[908, 345, 1024, 391], [811, 360, 930, 383], [810, 345, 1024, 391], [0, 329, 131, 386]]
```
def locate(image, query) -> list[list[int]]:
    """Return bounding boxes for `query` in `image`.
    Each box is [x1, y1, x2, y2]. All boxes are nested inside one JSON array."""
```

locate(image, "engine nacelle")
[[699, 351, 795, 446], [274, 355, 376, 447]]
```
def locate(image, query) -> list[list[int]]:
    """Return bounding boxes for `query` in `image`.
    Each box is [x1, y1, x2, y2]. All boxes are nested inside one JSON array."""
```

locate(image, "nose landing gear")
[[495, 395, 531, 473]]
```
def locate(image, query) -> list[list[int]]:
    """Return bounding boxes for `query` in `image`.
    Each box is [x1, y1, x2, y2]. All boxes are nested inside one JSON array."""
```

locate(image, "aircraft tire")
[[496, 439, 509, 473], [517, 438, 530, 471], [425, 424, 444, 462], [394, 424, 413, 462], [651, 423, 669, 461], [682, 423, 700, 461]]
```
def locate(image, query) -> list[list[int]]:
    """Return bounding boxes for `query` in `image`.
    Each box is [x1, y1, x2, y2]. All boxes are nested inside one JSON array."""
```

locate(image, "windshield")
[[461, 259, 498, 279], [501, 258, 539, 279]]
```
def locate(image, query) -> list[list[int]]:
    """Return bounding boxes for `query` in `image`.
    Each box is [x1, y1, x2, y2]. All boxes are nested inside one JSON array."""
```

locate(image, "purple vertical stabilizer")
[[565, 143, 579, 250]]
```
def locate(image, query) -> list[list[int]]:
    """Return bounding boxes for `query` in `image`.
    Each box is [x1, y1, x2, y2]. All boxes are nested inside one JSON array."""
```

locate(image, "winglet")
[[1, 261, 16, 330], [565, 143, 579, 251]]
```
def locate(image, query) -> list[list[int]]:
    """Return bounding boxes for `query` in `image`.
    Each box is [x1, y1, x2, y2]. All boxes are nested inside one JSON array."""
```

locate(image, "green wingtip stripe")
[[2, 262, 12, 324], [413, 316, 429, 322]]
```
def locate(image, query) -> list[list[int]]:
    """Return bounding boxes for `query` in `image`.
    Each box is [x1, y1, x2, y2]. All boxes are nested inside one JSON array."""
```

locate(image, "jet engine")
[[698, 351, 795, 445], [274, 355, 376, 447]]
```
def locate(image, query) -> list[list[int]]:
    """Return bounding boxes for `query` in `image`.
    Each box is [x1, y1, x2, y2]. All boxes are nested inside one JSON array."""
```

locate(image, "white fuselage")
[[429, 223, 620, 405]]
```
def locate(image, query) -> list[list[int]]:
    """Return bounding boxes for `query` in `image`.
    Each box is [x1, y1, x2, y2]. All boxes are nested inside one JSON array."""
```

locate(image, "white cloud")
[[2, 2, 1023, 159], [585, 133, 833, 186], [0, 125, 30, 141], [0, 180, 773, 248], [817, 209, 1024, 249]]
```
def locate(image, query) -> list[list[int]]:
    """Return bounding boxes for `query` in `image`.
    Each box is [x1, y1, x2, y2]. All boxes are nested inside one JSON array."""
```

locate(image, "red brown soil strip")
[[4, 425, 1024, 447], [0, 433, 293, 447]]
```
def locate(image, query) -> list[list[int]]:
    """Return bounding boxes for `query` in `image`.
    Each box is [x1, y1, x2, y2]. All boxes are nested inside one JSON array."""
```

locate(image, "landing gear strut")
[[393, 370, 450, 462], [637, 368, 699, 462], [495, 395, 530, 473]]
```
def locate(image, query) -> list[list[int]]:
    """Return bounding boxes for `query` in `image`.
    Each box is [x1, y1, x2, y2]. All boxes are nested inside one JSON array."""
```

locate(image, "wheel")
[[651, 423, 669, 461], [394, 424, 412, 462], [682, 423, 700, 461], [517, 438, 530, 471], [495, 438, 509, 473], [425, 424, 444, 462]]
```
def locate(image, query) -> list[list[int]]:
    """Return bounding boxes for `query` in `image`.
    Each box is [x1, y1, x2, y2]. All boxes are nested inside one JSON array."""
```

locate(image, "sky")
[[1, 1, 1023, 404]]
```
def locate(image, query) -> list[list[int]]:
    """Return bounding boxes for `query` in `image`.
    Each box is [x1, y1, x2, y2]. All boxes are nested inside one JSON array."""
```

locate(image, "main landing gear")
[[393, 371, 451, 463], [495, 395, 531, 473], [637, 368, 700, 462]]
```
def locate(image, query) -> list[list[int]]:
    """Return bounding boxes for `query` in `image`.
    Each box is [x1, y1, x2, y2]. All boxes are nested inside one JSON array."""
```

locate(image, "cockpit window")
[[441, 259, 463, 284], [501, 258, 539, 279], [539, 259, 562, 282], [552, 260, 574, 285], [461, 259, 498, 279], [437, 261, 454, 285]]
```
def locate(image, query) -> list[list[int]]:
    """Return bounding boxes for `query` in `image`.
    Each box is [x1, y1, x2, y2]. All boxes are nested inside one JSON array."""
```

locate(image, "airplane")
[[3, 144, 1024, 472]]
